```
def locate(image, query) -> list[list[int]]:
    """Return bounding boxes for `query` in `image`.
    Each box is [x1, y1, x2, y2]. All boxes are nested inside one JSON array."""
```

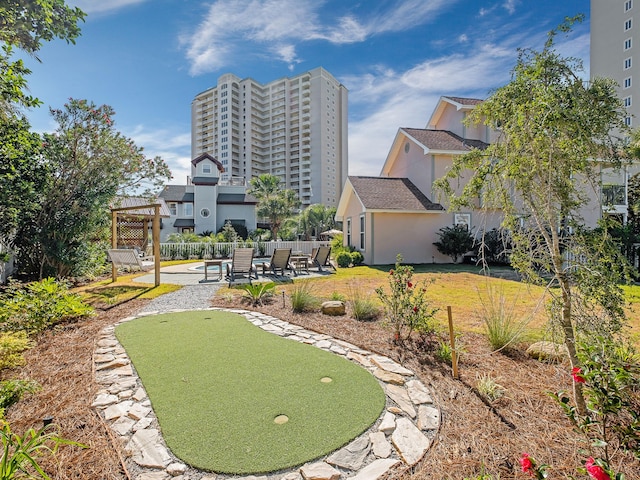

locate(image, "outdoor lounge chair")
[[310, 246, 336, 272], [107, 249, 155, 271], [226, 247, 258, 285], [261, 248, 293, 276]]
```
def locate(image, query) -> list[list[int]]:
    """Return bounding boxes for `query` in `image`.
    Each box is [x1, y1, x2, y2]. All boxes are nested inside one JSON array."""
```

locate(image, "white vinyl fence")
[[159, 240, 331, 261]]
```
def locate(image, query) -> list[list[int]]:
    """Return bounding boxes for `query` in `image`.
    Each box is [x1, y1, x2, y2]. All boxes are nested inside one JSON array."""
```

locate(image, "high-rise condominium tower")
[[191, 67, 348, 208], [591, 0, 637, 129]]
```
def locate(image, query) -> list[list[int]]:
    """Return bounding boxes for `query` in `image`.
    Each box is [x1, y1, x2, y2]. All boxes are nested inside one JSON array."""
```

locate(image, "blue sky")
[[21, 0, 590, 185]]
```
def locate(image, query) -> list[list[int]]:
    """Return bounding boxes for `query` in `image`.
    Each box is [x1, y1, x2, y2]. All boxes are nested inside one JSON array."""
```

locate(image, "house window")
[[625, 96, 633, 107], [625, 77, 633, 88], [626, 116, 633, 126], [625, 38, 633, 50], [626, 0, 633, 12], [202, 163, 211, 174], [602, 184, 626, 205], [168, 202, 177, 216], [454, 213, 471, 231], [625, 57, 633, 69], [346, 218, 351, 246], [200, 208, 210, 218], [625, 18, 633, 31], [184, 203, 193, 216], [359, 215, 365, 250]]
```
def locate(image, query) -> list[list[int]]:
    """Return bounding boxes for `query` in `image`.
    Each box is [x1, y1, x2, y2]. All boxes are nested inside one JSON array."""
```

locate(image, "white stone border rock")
[[93, 308, 441, 480]]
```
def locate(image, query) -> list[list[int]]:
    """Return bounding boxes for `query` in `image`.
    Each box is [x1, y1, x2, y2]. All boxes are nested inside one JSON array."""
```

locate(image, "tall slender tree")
[[435, 17, 629, 414]]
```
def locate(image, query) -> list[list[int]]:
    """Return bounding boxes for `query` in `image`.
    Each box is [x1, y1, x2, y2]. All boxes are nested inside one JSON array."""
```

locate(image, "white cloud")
[[181, 0, 457, 75], [503, 0, 519, 15], [128, 126, 192, 183], [70, 0, 147, 15]]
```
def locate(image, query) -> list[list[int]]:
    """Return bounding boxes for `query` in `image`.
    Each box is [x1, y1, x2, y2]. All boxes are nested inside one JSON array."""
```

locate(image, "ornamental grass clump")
[[290, 281, 320, 313], [478, 284, 530, 353], [347, 284, 379, 321], [375, 254, 437, 343]]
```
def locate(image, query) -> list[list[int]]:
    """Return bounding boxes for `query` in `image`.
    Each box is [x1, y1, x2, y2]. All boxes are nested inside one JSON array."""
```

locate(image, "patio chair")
[[310, 246, 336, 272], [261, 248, 293, 276], [226, 247, 258, 285]]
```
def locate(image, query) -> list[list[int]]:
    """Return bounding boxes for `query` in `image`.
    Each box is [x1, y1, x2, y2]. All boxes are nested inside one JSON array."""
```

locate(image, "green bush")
[[350, 251, 364, 265], [335, 251, 352, 268], [0, 279, 94, 335], [433, 224, 475, 263], [290, 281, 319, 313], [350, 296, 379, 321], [0, 332, 33, 370], [240, 282, 275, 306]]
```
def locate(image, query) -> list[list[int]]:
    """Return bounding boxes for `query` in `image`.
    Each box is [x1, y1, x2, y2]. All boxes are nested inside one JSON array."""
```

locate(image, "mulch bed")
[[4, 295, 639, 479]]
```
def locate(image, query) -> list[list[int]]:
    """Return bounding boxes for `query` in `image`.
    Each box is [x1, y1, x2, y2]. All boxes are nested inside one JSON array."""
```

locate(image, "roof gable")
[[191, 153, 225, 172], [347, 176, 444, 212], [427, 95, 483, 130], [402, 128, 488, 153]]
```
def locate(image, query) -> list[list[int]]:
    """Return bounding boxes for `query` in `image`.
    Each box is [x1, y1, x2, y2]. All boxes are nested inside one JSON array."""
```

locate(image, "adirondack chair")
[[107, 249, 155, 271], [261, 248, 293, 276], [226, 247, 258, 284], [310, 246, 335, 272]]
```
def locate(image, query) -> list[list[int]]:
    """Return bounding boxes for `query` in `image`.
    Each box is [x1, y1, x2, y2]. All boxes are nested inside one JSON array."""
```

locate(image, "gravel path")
[[137, 283, 223, 314]]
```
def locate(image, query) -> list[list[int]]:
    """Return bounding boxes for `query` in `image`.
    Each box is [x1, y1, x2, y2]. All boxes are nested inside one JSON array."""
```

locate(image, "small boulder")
[[526, 341, 567, 362], [321, 301, 346, 316]]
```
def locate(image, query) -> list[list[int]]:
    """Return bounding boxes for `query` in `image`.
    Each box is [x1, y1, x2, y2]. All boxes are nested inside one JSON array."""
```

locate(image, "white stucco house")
[[157, 153, 257, 241]]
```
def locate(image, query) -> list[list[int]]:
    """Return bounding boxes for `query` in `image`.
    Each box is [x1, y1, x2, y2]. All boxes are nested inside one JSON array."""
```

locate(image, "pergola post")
[[112, 210, 118, 282], [153, 204, 160, 286]]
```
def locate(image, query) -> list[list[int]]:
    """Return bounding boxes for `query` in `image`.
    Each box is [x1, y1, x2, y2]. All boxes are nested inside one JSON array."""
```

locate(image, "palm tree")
[[248, 174, 300, 240]]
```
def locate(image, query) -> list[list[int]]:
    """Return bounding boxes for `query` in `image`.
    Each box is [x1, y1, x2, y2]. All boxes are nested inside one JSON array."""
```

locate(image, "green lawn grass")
[[115, 310, 386, 474]]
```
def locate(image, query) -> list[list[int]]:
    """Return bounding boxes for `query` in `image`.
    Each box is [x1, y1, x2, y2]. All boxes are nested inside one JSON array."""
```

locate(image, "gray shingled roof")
[[348, 176, 444, 212], [217, 193, 258, 204], [402, 128, 488, 152], [158, 185, 192, 202], [442, 96, 484, 106]]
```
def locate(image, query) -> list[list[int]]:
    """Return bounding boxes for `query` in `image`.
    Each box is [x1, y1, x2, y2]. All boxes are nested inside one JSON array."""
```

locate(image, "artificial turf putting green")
[[115, 310, 386, 474]]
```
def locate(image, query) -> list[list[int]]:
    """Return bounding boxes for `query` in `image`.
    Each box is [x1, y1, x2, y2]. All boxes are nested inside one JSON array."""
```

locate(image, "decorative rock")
[[417, 405, 440, 430], [166, 462, 188, 476], [97, 338, 118, 348], [103, 400, 133, 421], [126, 429, 172, 469], [92, 393, 118, 407], [326, 435, 370, 470], [321, 300, 346, 316], [119, 390, 134, 400], [111, 416, 136, 436], [135, 472, 171, 480], [378, 412, 396, 434], [387, 406, 403, 415], [282, 473, 303, 480], [315, 340, 332, 350], [526, 341, 567, 362], [385, 384, 416, 418], [300, 461, 341, 480], [94, 353, 115, 363], [391, 417, 431, 466], [133, 417, 154, 431], [370, 355, 413, 376], [372, 368, 405, 386], [369, 431, 392, 458], [347, 351, 372, 367], [133, 387, 147, 401], [128, 403, 152, 421], [406, 380, 433, 405], [96, 358, 130, 371], [350, 458, 400, 480]]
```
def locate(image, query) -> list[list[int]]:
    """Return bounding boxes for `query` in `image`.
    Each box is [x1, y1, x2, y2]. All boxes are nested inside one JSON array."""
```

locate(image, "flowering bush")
[[375, 255, 437, 343], [519, 452, 548, 478]]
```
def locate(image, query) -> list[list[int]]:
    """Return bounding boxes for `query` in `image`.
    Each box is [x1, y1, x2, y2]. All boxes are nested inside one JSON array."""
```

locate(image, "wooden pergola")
[[110, 200, 169, 286]]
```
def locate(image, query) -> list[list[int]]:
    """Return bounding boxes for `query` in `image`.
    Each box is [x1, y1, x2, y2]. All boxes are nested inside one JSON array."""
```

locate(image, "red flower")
[[585, 457, 610, 480], [571, 367, 586, 383], [407, 282, 413, 288], [389, 269, 394, 275], [520, 453, 534, 475], [413, 306, 418, 313]]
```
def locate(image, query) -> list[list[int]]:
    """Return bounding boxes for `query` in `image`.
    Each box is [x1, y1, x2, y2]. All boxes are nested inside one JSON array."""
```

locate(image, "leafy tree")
[[14, 99, 171, 279], [247, 174, 300, 240], [0, 0, 85, 113], [435, 17, 629, 414], [298, 204, 337, 240], [433, 224, 474, 263]]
